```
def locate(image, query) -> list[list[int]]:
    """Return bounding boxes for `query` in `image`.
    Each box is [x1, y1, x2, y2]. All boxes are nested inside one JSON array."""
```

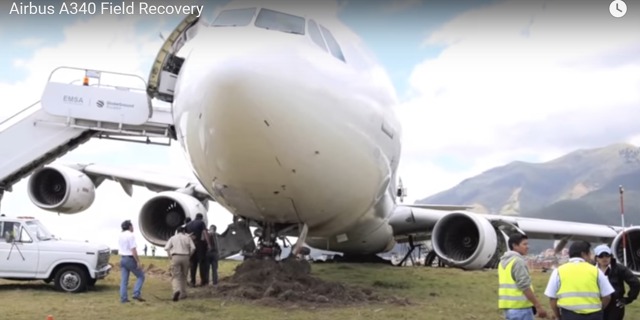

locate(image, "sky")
[[0, 0, 639, 255]]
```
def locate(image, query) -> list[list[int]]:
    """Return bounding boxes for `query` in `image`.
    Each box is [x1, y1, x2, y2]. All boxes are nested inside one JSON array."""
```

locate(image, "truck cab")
[[0, 215, 111, 293]]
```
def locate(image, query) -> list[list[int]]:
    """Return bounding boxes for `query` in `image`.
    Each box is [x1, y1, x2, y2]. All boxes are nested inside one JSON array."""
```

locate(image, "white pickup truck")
[[0, 215, 111, 293]]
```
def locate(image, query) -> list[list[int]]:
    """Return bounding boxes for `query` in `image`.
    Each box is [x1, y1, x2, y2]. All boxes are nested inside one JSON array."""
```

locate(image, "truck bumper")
[[94, 264, 111, 279]]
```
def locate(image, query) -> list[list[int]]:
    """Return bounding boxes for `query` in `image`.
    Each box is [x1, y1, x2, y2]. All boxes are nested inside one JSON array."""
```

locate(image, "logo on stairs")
[[96, 100, 104, 108]]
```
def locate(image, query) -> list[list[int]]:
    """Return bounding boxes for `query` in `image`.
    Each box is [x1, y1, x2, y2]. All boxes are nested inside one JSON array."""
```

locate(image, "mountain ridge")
[[417, 143, 640, 226]]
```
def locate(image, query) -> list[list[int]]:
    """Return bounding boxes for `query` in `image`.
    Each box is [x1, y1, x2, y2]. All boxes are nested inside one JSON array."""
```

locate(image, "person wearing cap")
[[498, 233, 549, 319], [594, 244, 640, 320], [118, 220, 146, 303], [544, 240, 615, 320], [164, 224, 195, 301]]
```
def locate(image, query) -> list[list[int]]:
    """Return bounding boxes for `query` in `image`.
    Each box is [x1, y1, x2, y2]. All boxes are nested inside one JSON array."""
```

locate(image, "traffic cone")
[[46, 315, 54, 320]]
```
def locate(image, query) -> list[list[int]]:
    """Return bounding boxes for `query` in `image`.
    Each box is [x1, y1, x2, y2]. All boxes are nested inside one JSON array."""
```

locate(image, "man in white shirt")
[[544, 240, 615, 320], [118, 220, 146, 303]]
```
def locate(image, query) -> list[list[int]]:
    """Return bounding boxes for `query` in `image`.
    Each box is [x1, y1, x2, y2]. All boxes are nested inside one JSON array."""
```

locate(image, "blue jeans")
[[120, 256, 145, 302], [504, 308, 534, 320]]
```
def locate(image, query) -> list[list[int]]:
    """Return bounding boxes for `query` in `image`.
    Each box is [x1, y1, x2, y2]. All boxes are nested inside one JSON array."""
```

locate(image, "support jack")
[[395, 235, 420, 266]]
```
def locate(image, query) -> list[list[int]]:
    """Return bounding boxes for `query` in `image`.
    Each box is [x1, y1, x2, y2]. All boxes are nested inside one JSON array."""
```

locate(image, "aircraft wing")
[[400, 203, 476, 211], [484, 214, 622, 242], [66, 163, 213, 201], [390, 205, 621, 244], [388, 205, 638, 273]]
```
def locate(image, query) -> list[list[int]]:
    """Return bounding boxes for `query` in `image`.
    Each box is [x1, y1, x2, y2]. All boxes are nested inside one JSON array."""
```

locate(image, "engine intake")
[[611, 226, 640, 275], [27, 165, 95, 213], [431, 211, 500, 269], [139, 191, 208, 246]]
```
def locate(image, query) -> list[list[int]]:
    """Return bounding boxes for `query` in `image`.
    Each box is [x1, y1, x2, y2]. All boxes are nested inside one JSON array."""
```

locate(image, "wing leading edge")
[[390, 205, 621, 244], [66, 163, 212, 201]]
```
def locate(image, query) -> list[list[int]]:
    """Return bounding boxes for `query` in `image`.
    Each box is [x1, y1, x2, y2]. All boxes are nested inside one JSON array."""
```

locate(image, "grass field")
[[1, 256, 638, 320]]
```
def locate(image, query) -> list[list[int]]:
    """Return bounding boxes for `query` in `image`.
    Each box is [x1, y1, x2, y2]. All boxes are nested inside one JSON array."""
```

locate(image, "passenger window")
[[255, 8, 305, 35], [319, 25, 345, 62], [212, 8, 256, 27], [307, 20, 327, 52]]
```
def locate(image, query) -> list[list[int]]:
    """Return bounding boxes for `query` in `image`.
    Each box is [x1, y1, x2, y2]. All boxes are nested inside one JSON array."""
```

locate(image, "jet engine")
[[27, 165, 96, 213], [138, 191, 208, 246], [431, 211, 504, 270], [611, 226, 640, 275]]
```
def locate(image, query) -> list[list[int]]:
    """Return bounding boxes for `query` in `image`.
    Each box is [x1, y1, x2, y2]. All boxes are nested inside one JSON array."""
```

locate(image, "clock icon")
[[610, 0, 627, 18]]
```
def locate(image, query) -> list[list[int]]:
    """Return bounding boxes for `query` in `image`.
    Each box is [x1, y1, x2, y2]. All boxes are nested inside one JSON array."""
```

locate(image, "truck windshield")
[[25, 220, 54, 241]]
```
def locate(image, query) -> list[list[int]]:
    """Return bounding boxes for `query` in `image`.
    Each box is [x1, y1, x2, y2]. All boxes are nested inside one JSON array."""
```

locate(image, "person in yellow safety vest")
[[544, 240, 615, 320], [499, 233, 549, 319]]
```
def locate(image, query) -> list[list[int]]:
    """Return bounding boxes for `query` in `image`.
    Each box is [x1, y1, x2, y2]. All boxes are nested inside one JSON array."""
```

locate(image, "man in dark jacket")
[[594, 244, 640, 320], [185, 213, 211, 287]]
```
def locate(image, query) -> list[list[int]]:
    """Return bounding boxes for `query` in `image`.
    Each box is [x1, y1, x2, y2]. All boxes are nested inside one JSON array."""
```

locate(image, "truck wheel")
[[54, 266, 88, 293], [88, 278, 97, 287]]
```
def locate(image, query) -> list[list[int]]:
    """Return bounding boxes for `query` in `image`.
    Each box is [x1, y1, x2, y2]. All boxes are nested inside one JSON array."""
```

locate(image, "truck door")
[[0, 222, 39, 276]]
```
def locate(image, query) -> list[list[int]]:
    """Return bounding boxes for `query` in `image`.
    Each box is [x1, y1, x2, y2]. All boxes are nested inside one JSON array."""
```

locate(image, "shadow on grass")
[[0, 282, 116, 293]]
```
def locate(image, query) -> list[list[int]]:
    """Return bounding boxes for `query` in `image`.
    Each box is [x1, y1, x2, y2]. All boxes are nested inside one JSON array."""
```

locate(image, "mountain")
[[417, 143, 640, 227]]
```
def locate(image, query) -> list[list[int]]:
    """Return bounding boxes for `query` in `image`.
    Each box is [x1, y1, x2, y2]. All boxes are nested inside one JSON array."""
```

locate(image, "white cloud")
[[16, 38, 45, 47], [398, 0, 640, 202]]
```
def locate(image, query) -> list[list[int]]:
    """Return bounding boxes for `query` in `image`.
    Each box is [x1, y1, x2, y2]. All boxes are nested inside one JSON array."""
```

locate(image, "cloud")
[[16, 38, 46, 47], [398, 0, 640, 202]]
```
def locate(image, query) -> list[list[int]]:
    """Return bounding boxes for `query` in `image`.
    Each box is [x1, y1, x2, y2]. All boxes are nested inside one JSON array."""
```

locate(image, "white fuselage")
[[172, 5, 401, 251]]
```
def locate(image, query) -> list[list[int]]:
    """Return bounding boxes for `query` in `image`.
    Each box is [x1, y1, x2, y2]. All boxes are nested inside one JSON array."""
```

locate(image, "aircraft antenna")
[[619, 185, 628, 266]]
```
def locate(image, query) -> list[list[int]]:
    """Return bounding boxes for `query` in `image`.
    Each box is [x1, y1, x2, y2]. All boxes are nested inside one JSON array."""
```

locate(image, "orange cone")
[[46, 316, 54, 320]]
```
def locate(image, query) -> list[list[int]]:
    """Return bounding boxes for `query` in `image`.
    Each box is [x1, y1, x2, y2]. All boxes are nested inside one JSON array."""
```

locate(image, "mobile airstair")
[[0, 67, 174, 195], [0, 13, 203, 200]]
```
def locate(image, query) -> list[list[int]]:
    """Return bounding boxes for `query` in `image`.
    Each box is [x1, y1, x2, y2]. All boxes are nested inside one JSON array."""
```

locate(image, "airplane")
[[10, 0, 640, 274]]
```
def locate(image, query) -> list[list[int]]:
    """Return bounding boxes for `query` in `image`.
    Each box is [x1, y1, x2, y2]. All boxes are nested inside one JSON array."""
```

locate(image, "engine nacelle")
[[611, 226, 640, 275], [139, 191, 208, 246], [431, 211, 500, 270], [27, 165, 96, 214]]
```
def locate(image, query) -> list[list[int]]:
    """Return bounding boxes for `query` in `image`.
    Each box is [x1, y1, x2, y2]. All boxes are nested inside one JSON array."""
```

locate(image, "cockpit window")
[[255, 8, 305, 35], [307, 20, 327, 52], [319, 25, 345, 62], [212, 8, 256, 27]]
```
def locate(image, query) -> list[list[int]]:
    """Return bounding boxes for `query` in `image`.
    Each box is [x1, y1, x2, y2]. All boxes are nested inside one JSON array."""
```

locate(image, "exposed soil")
[[112, 259, 411, 308], [189, 258, 411, 308]]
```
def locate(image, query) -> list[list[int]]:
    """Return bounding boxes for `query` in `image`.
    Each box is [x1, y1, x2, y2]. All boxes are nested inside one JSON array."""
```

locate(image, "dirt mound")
[[191, 258, 411, 308]]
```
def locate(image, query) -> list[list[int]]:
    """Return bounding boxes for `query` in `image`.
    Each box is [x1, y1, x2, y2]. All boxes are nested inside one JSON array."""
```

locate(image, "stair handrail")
[[0, 78, 82, 130], [0, 100, 41, 127], [47, 66, 148, 91]]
